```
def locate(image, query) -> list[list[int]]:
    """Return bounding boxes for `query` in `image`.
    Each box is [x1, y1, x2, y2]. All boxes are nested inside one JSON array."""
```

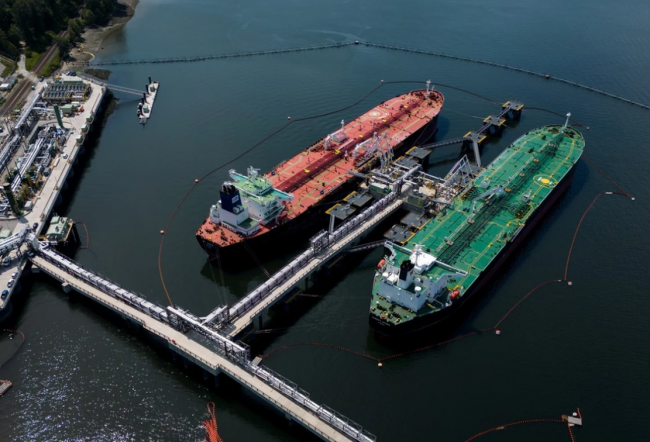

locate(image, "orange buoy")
[[450, 290, 460, 300], [495, 329, 501, 335], [377, 259, 386, 269], [195, 179, 199, 183], [160, 230, 165, 235]]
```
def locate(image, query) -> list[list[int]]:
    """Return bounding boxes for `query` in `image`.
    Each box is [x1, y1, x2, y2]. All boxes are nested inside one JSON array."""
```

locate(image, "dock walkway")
[[225, 196, 404, 338], [30, 247, 375, 442]]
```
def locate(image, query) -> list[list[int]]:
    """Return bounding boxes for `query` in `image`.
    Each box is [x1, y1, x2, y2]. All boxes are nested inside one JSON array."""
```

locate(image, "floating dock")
[[138, 77, 159, 124]]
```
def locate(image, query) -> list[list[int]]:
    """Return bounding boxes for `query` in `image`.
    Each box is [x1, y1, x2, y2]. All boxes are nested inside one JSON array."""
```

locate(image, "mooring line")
[[461, 418, 567, 442]]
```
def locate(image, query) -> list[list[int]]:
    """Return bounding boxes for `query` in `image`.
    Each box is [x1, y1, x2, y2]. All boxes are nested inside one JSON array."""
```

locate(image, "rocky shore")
[[68, 0, 139, 63]]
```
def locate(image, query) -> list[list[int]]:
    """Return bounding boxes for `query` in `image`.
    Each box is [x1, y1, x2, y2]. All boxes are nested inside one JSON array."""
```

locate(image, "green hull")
[[371, 125, 585, 333]]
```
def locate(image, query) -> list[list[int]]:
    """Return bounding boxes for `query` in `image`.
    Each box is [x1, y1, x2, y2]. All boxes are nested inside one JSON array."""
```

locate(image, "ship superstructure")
[[197, 86, 445, 259], [370, 122, 585, 335], [209, 167, 293, 240]]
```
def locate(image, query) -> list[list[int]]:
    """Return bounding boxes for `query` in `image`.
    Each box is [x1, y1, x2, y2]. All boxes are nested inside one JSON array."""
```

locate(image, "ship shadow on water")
[[41, 91, 114, 222], [217, 215, 402, 355], [246, 250, 376, 356]]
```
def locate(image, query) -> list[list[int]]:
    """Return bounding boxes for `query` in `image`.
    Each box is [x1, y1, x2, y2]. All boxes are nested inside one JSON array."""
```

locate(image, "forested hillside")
[[0, 0, 117, 57]]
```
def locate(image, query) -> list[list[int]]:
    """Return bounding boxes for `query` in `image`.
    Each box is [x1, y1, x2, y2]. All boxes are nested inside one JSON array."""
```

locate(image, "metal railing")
[[37, 246, 170, 323], [30, 247, 376, 442], [218, 164, 420, 326]]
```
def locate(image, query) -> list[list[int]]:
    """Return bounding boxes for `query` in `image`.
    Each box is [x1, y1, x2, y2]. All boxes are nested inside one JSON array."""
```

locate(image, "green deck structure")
[[371, 124, 585, 329]]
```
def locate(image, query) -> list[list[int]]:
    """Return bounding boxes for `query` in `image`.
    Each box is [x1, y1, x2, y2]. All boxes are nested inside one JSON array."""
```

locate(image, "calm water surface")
[[1, 0, 649, 440]]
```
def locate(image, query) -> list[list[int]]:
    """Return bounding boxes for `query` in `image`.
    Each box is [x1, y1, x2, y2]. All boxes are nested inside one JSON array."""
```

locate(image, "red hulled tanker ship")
[[196, 86, 444, 260]]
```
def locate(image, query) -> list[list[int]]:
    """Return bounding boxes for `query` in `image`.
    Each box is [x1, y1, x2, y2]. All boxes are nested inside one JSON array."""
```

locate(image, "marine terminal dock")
[[0, 70, 580, 442], [0, 77, 528, 439], [0, 74, 376, 441]]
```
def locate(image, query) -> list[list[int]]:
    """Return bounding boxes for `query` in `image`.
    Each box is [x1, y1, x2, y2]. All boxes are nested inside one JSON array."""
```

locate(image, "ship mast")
[[562, 112, 571, 132]]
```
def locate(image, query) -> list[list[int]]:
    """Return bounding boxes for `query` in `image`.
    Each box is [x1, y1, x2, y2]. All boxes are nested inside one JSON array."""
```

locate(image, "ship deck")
[[372, 125, 585, 325], [198, 89, 444, 248]]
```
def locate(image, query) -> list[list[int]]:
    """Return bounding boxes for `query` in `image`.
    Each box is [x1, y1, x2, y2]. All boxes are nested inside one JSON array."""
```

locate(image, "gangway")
[[202, 164, 422, 335], [346, 239, 387, 253], [418, 100, 524, 152], [76, 72, 145, 96], [28, 244, 376, 442]]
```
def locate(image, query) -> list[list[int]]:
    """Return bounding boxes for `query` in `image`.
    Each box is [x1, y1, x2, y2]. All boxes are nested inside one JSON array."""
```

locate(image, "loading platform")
[[419, 100, 524, 152], [201, 164, 424, 336], [202, 150, 474, 339], [139, 78, 159, 124]]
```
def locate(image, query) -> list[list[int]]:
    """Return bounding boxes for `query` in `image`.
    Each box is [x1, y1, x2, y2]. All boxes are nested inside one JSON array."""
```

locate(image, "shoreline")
[[68, 0, 139, 64]]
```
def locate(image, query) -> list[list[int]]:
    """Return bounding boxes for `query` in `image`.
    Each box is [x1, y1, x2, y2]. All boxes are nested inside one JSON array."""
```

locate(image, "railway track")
[[0, 33, 65, 118]]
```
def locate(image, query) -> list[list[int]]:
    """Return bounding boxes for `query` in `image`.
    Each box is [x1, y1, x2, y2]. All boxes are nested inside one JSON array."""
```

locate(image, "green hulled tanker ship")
[[370, 123, 584, 335]]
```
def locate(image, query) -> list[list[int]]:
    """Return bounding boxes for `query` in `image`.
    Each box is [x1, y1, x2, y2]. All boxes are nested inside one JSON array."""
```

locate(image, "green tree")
[[7, 24, 21, 47], [0, 28, 18, 57], [52, 32, 70, 53], [82, 8, 95, 26], [0, 0, 14, 32], [68, 18, 83, 35], [11, 0, 57, 45]]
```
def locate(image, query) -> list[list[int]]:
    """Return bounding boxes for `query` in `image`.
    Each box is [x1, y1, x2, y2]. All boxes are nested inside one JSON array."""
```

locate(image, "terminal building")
[[42, 76, 92, 104]]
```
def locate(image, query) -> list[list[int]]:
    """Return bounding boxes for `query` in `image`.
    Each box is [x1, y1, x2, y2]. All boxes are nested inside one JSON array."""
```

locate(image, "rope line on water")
[[0, 329, 26, 369], [206, 249, 227, 307], [361, 42, 650, 111], [83, 40, 650, 111], [563, 190, 629, 281], [525, 107, 588, 128], [74, 222, 90, 249], [493, 280, 562, 329], [583, 154, 630, 197], [83, 42, 357, 66], [461, 418, 566, 442], [242, 239, 271, 279], [262, 342, 380, 362], [567, 423, 577, 442]]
